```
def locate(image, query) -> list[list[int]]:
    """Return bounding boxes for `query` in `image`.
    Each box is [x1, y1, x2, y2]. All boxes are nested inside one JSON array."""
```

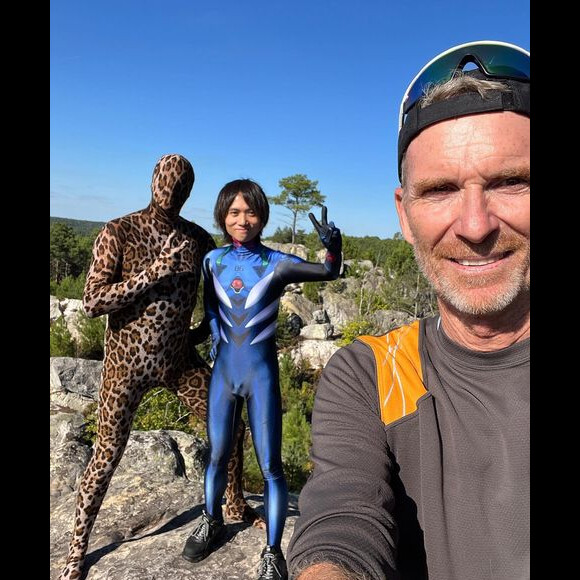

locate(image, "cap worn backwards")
[[397, 68, 530, 181]]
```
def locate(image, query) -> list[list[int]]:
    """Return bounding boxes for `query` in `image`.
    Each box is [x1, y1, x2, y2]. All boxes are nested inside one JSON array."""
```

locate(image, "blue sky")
[[50, 0, 530, 239]]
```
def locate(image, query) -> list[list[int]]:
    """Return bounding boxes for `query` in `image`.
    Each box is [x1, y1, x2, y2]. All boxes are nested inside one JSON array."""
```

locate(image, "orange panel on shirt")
[[357, 320, 426, 426]]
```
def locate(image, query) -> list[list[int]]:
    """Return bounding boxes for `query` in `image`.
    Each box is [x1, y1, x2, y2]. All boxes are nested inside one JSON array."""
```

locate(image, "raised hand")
[[153, 232, 191, 279], [308, 205, 342, 254]]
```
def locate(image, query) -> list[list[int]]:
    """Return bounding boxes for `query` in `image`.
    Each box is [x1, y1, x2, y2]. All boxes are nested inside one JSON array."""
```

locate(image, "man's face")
[[395, 112, 530, 316]]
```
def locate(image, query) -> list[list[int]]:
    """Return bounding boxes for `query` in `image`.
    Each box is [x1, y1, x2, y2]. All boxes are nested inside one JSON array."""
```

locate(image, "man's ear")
[[394, 187, 414, 244]]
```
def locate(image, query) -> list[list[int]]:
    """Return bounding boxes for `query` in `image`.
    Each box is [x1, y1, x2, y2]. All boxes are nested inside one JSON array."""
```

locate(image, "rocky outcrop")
[[280, 293, 318, 326], [50, 356, 103, 413], [319, 290, 360, 331], [289, 340, 340, 369], [50, 399, 299, 580], [299, 323, 334, 340]]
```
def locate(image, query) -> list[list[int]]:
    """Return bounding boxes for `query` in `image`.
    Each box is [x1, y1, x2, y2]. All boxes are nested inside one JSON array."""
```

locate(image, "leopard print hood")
[[149, 153, 195, 219]]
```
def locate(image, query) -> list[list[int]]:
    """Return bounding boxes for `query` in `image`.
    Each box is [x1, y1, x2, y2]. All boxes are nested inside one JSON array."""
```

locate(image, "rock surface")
[[50, 356, 300, 579]]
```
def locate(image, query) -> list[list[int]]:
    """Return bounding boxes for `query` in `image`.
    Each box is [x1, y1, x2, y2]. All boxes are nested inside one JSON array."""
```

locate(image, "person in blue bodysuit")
[[182, 179, 342, 580]]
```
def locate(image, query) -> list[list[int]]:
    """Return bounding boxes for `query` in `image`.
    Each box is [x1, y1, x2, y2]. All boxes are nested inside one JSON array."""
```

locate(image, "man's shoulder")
[[355, 318, 430, 426]]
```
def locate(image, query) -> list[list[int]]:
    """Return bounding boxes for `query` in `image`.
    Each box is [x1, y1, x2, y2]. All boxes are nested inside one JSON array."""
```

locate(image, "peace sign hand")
[[308, 205, 342, 254]]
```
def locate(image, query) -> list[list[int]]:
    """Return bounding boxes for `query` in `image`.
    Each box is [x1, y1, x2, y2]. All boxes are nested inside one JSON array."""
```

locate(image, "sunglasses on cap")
[[398, 40, 530, 131]]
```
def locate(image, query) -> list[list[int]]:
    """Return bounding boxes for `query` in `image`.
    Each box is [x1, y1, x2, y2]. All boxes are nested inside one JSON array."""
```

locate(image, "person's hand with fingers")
[[153, 231, 191, 279], [209, 335, 220, 361], [308, 205, 342, 255]]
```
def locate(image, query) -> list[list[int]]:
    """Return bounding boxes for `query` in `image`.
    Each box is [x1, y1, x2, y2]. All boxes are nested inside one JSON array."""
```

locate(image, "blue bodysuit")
[[202, 237, 341, 548]]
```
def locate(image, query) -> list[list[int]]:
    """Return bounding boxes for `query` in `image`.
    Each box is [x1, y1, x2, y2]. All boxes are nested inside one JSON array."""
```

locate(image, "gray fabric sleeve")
[[287, 341, 400, 580]]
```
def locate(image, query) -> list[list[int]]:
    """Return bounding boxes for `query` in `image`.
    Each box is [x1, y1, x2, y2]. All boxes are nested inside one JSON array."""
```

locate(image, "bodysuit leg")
[[59, 365, 150, 580], [246, 371, 287, 549], [173, 358, 263, 526], [204, 369, 244, 522]]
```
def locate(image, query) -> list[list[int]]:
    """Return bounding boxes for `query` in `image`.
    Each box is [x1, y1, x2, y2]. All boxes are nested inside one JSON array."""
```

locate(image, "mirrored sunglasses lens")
[[403, 44, 529, 115], [474, 44, 530, 79], [405, 54, 459, 111]]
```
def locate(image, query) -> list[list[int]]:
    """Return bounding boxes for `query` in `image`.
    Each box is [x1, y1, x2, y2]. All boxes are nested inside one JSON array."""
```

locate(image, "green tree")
[[50, 224, 98, 283], [50, 223, 77, 282], [269, 174, 325, 244]]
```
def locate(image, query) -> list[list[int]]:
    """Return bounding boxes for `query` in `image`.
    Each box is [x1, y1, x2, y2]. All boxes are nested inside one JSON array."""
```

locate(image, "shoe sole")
[[181, 527, 226, 563]]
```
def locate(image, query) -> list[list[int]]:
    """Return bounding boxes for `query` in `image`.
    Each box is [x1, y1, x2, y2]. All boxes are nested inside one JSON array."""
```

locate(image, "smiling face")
[[395, 111, 530, 316], [225, 193, 262, 244]]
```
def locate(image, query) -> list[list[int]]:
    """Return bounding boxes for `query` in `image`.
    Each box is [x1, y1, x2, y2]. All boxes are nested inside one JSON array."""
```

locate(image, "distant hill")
[[50, 217, 105, 236]]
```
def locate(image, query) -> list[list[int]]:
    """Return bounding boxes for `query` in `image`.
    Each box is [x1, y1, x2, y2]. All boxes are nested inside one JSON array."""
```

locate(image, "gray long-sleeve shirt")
[[288, 316, 530, 580]]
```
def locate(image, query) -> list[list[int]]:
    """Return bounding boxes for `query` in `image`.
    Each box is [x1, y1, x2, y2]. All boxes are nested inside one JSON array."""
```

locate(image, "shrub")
[[276, 309, 300, 349], [302, 281, 323, 304], [282, 407, 312, 491], [337, 318, 380, 346], [75, 311, 106, 360], [50, 317, 76, 357], [81, 388, 199, 447], [50, 273, 87, 300], [132, 389, 196, 434]]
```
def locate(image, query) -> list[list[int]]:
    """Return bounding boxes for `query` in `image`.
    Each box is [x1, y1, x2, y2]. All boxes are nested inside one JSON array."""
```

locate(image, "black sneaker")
[[182, 509, 226, 563], [256, 545, 288, 580]]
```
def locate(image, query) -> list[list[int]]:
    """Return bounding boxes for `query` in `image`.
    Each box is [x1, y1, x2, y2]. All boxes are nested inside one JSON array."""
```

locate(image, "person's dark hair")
[[214, 179, 270, 242]]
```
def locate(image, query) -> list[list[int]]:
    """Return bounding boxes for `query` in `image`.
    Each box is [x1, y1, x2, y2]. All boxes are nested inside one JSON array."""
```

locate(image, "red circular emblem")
[[230, 277, 245, 293]]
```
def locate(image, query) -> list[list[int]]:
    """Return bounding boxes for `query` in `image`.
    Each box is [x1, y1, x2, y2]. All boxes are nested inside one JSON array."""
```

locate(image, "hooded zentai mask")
[[150, 153, 195, 219]]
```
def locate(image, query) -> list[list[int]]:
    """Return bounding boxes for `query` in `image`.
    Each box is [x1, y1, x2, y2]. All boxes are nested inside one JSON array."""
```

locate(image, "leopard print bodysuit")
[[58, 154, 263, 580]]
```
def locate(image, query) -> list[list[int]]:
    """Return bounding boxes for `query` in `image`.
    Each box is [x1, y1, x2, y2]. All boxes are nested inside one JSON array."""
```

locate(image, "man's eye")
[[491, 177, 530, 191], [420, 184, 456, 196]]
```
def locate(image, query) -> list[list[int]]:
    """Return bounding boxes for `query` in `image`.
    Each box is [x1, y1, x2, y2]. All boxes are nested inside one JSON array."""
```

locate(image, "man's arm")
[[287, 341, 400, 580], [296, 562, 367, 579], [83, 224, 188, 318]]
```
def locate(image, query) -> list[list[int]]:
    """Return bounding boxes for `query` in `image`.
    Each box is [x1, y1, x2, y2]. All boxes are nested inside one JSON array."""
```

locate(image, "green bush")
[[279, 354, 316, 416], [282, 407, 312, 491], [75, 311, 106, 360], [337, 318, 380, 346], [242, 439, 264, 494], [276, 309, 300, 349], [302, 281, 323, 304], [50, 317, 76, 357], [81, 388, 199, 446], [133, 389, 197, 433], [50, 273, 87, 300], [353, 287, 390, 315], [80, 402, 99, 446]]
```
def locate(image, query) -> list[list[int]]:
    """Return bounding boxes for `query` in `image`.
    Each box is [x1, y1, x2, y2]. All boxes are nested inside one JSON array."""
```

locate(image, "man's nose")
[[452, 188, 499, 244]]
